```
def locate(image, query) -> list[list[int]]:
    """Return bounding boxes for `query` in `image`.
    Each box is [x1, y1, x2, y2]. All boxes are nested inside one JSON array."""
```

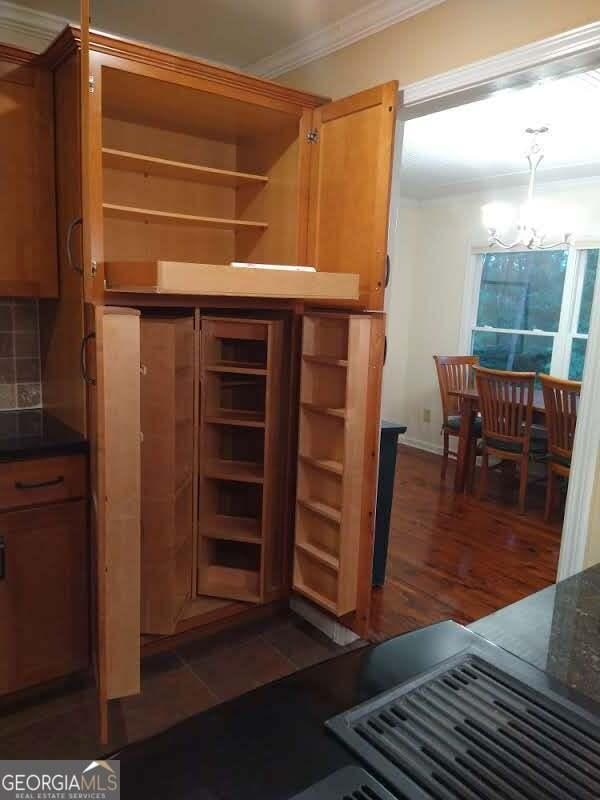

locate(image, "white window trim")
[[460, 245, 595, 379]]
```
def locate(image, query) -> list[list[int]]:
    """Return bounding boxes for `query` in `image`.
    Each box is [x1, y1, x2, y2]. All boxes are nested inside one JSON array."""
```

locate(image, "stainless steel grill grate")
[[290, 766, 401, 800], [327, 652, 600, 800]]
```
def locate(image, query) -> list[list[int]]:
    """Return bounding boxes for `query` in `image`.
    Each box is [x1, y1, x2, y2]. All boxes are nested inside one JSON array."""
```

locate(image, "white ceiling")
[[400, 67, 600, 200], [4, 0, 435, 70]]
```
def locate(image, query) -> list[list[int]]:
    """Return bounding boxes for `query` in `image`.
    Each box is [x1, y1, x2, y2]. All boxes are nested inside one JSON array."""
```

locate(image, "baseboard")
[[399, 435, 443, 456], [290, 595, 360, 646]]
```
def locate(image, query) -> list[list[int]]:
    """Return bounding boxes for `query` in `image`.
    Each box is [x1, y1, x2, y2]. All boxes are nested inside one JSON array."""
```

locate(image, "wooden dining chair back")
[[474, 366, 537, 513], [433, 355, 480, 481], [539, 373, 581, 520]]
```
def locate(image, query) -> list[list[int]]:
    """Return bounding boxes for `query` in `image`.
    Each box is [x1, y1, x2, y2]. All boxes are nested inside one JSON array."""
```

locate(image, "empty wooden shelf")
[[103, 204, 268, 231], [104, 260, 359, 301], [102, 148, 269, 187]]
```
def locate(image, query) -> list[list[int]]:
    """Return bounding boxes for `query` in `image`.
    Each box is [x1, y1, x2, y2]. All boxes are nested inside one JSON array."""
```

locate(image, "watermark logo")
[[0, 760, 120, 799]]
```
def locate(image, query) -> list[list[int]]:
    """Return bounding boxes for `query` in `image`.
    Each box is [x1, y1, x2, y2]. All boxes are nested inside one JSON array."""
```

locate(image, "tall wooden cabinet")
[[0, 45, 57, 297], [39, 26, 397, 738]]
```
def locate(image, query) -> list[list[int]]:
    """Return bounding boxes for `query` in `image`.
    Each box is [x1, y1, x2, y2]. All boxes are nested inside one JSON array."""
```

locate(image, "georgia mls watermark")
[[0, 760, 120, 800]]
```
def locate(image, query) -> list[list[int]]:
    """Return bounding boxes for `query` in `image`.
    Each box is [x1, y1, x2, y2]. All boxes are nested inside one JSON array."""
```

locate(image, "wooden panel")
[[0, 500, 88, 695], [93, 306, 141, 703], [293, 313, 375, 617], [0, 51, 57, 297], [140, 317, 194, 635], [307, 82, 397, 310], [40, 52, 86, 434], [104, 261, 359, 301], [0, 455, 87, 512]]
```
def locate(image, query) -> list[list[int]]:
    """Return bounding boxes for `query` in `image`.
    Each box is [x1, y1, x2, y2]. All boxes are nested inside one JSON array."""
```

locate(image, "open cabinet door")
[[90, 306, 141, 741], [307, 82, 398, 310]]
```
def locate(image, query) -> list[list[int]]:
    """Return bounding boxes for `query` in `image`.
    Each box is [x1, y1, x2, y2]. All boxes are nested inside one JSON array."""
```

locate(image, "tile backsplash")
[[0, 299, 42, 410]]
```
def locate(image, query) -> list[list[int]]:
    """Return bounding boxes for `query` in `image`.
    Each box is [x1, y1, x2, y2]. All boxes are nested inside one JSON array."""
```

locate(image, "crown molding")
[[245, 0, 446, 79], [0, 1, 69, 51], [402, 20, 600, 106]]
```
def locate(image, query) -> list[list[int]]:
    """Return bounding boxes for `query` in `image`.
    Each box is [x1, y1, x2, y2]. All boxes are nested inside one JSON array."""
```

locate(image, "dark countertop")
[[0, 410, 88, 461], [116, 564, 600, 799]]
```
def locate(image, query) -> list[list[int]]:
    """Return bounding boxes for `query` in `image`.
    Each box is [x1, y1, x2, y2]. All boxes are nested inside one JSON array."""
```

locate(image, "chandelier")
[[481, 126, 572, 250]]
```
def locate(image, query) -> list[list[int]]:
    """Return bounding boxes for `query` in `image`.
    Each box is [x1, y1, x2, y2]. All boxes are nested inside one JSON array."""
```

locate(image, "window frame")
[[462, 244, 597, 379]]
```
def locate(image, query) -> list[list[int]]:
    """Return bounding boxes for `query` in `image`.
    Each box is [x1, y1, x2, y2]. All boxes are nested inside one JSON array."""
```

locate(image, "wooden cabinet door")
[[307, 82, 398, 310], [293, 312, 385, 633], [0, 48, 57, 297], [89, 306, 141, 737], [0, 501, 88, 695]]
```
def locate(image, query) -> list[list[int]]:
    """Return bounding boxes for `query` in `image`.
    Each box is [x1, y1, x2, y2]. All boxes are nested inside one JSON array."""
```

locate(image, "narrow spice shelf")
[[205, 459, 264, 484], [102, 148, 269, 187], [197, 565, 260, 604], [205, 411, 265, 428], [205, 363, 267, 376], [303, 354, 348, 368], [103, 203, 268, 231], [300, 402, 346, 420], [298, 454, 343, 477], [297, 497, 342, 525], [295, 541, 339, 572], [293, 581, 337, 615], [200, 514, 262, 544]]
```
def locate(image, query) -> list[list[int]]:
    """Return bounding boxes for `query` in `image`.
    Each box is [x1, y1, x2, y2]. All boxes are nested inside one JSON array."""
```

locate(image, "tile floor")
[[0, 611, 364, 759]]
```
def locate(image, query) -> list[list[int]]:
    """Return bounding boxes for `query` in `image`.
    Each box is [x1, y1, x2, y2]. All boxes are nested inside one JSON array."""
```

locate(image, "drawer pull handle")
[[67, 216, 83, 274], [0, 537, 5, 581], [80, 332, 96, 386], [15, 476, 65, 490]]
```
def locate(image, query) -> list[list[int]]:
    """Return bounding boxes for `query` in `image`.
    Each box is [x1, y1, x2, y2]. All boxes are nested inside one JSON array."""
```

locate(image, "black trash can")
[[372, 420, 406, 587]]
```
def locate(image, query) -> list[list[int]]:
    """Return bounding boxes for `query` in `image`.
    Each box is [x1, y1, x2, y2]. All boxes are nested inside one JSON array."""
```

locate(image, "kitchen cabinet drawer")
[[0, 455, 87, 512], [0, 500, 89, 695]]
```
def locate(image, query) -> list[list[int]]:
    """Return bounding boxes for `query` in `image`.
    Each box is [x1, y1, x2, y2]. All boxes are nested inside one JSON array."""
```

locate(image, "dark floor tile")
[[0, 304, 12, 331], [0, 358, 14, 383], [12, 300, 38, 331], [14, 332, 38, 357], [186, 636, 295, 702], [15, 357, 40, 383], [262, 618, 340, 669]]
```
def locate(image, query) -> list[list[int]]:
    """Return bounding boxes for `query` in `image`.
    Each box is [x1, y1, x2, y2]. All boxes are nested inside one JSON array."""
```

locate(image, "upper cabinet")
[[45, 29, 397, 310], [0, 46, 57, 298]]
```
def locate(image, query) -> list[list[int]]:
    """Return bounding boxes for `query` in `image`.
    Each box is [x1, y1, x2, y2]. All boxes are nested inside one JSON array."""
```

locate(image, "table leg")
[[454, 397, 475, 493]]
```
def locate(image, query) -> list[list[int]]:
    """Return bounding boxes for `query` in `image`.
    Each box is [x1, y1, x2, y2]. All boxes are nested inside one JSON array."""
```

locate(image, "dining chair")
[[433, 354, 480, 483], [474, 366, 546, 514], [539, 374, 581, 522]]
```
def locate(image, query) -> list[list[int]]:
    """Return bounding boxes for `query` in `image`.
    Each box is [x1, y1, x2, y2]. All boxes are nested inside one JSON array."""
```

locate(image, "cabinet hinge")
[[91, 259, 97, 276], [306, 129, 319, 143], [88, 75, 95, 94], [140, 431, 144, 443], [140, 364, 147, 376]]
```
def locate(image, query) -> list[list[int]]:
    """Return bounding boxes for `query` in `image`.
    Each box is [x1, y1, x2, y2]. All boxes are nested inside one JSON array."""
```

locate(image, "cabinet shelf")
[[103, 148, 269, 188], [103, 203, 268, 231], [205, 411, 265, 428], [295, 541, 339, 572], [200, 514, 261, 544], [301, 402, 346, 420], [293, 581, 337, 615], [297, 497, 341, 525], [205, 459, 264, 484], [303, 355, 348, 368], [197, 565, 260, 603], [205, 363, 267, 376], [298, 454, 343, 477]]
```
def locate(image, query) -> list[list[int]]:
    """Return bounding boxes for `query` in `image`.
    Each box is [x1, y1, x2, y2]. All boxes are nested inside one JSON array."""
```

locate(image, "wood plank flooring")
[[369, 445, 562, 640]]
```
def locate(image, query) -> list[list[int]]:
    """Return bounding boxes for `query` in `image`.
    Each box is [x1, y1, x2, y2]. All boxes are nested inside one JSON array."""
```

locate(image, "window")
[[469, 248, 598, 381]]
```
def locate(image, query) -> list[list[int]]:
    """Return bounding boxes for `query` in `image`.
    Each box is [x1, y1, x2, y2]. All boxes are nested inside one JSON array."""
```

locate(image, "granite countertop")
[[0, 409, 88, 460], [471, 562, 600, 705], [115, 565, 600, 798]]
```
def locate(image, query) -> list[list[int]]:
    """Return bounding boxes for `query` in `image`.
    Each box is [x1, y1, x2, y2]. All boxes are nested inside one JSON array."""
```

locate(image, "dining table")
[[449, 384, 546, 493]]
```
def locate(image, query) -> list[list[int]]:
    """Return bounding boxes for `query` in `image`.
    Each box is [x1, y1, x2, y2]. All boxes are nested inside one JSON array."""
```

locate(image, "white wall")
[[382, 177, 600, 452]]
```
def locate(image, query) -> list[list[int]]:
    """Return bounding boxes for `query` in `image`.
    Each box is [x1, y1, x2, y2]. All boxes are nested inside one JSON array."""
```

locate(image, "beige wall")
[[280, 0, 600, 98]]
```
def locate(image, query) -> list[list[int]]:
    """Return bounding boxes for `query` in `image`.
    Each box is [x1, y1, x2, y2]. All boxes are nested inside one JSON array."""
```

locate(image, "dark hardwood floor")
[[370, 444, 562, 640]]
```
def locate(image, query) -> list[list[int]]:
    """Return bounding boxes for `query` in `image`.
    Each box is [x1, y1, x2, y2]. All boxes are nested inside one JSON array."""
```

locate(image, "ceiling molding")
[[0, 1, 69, 52], [402, 20, 600, 107], [245, 0, 447, 79]]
